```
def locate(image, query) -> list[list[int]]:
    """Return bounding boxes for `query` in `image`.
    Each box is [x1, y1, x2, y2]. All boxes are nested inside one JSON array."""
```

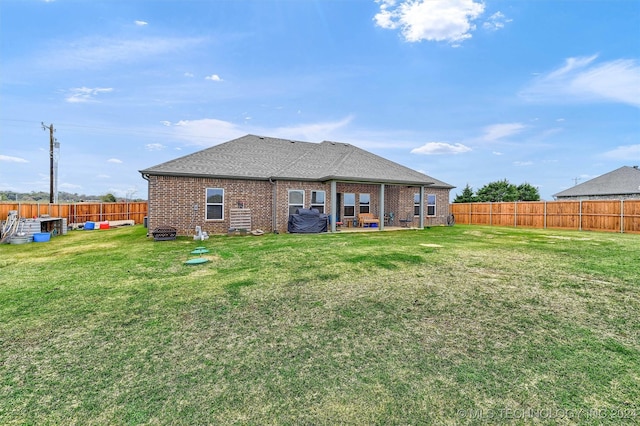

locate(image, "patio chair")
[[399, 213, 413, 228], [384, 212, 395, 226]]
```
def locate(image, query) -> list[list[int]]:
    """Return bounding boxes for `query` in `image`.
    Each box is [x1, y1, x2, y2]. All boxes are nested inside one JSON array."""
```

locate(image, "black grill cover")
[[287, 208, 328, 233]]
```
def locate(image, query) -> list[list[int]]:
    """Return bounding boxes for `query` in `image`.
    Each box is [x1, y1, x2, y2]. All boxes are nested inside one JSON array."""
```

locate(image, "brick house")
[[139, 135, 454, 235]]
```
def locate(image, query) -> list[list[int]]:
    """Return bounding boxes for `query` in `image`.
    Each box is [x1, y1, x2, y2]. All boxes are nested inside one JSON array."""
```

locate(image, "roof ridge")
[[325, 143, 355, 177], [268, 138, 317, 178]]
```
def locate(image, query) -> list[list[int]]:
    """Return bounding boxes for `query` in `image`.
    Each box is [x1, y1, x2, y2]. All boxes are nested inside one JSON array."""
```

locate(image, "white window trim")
[[311, 190, 326, 213], [288, 189, 305, 215], [344, 193, 356, 217], [427, 194, 436, 216], [359, 193, 370, 214], [206, 188, 224, 221]]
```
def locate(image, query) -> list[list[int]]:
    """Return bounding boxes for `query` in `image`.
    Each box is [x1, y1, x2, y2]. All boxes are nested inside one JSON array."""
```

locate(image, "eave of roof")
[[553, 166, 640, 197], [140, 134, 454, 188]]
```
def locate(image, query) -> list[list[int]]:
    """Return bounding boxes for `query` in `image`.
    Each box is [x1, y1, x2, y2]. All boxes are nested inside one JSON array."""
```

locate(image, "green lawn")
[[1, 225, 638, 425]]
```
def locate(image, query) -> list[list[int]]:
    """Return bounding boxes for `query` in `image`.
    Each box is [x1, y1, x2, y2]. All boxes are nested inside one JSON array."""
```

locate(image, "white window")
[[359, 193, 370, 214], [427, 194, 436, 216], [414, 193, 420, 216], [344, 193, 355, 217], [206, 188, 224, 220], [311, 190, 325, 213], [289, 190, 304, 215]]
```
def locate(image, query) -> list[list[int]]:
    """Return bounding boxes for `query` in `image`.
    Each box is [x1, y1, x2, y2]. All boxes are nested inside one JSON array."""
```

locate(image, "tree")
[[101, 193, 117, 202], [453, 184, 476, 203], [476, 179, 519, 202], [517, 183, 540, 201]]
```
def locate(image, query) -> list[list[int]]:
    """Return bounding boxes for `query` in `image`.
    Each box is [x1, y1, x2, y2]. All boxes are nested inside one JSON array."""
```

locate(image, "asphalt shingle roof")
[[553, 166, 640, 198], [140, 134, 453, 187]]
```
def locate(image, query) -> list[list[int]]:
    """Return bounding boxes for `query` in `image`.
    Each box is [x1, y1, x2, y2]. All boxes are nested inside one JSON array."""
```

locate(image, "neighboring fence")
[[0, 202, 148, 225], [450, 200, 640, 234]]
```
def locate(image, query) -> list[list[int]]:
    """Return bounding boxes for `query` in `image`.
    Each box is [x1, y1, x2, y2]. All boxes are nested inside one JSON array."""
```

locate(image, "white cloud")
[[59, 182, 82, 189], [374, 0, 485, 44], [43, 36, 205, 70], [172, 119, 242, 146], [483, 11, 511, 31], [184, 72, 194, 78], [160, 121, 172, 127], [0, 155, 28, 163], [107, 158, 123, 164], [513, 161, 533, 166], [96, 175, 110, 179], [411, 142, 472, 155], [520, 55, 640, 107], [205, 74, 223, 82], [482, 123, 526, 141], [602, 144, 640, 160], [66, 87, 113, 103], [145, 143, 166, 151], [271, 116, 354, 142], [135, 20, 148, 26], [166, 116, 354, 147]]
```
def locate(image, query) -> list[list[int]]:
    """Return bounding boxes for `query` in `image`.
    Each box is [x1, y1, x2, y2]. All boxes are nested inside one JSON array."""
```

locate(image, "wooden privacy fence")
[[450, 200, 640, 234], [0, 202, 148, 225]]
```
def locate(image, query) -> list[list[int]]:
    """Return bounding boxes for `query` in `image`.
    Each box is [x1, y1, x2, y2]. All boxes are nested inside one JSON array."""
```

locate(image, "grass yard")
[[1, 225, 639, 425]]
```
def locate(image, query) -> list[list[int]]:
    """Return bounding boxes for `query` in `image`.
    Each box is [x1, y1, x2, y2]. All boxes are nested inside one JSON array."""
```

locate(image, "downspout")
[[419, 186, 425, 229], [330, 180, 337, 232], [270, 177, 278, 233], [379, 184, 385, 231], [142, 173, 150, 230]]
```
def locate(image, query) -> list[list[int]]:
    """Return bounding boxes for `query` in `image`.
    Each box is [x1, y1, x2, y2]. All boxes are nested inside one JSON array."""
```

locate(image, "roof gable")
[[140, 134, 453, 187], [553, 166, 640, 197]]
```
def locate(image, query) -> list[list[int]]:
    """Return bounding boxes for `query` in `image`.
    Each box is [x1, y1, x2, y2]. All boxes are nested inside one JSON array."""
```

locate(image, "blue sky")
[[1, 0, 639, 201]]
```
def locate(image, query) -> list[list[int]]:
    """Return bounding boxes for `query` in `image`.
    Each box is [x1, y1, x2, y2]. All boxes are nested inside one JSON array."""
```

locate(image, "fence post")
[[621, 199, 624, 234], [579, 200, 582, 231], [514, 201, 517, 228], [544, 201, 547, 229], [489, 202, 492, 226]]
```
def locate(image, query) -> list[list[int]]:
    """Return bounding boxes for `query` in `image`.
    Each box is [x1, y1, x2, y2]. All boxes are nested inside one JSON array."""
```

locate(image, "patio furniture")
[[399, 213, 413, 228], [152, 226, 177, 241], [358, 213, 380, 228], [384, 212, 395, 226]]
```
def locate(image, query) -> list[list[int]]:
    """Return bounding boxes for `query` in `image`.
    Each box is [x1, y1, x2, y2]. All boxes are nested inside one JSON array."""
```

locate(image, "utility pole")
[[573, 177, 581, 186], [42, 122, 55, 203]]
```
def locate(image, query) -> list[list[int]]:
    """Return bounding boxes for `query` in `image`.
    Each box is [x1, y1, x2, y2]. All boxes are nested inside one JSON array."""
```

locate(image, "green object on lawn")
[[191, 248, 210, 254], [184, 258, 209, 265]]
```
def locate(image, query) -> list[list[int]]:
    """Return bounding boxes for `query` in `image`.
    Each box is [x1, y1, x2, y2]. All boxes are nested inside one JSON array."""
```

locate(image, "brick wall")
[[147, 175, 451, 235]]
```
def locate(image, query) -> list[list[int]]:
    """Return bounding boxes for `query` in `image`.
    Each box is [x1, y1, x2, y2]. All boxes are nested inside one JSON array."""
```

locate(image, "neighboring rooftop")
[[140, 134, 453, 187], [553, 166, 640, 198]]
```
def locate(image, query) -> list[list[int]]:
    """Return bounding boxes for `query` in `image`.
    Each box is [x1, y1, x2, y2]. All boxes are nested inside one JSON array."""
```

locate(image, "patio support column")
[[419, 186, 425, 229], [379, 184, 385, 231], [330, 180, 337, 232]]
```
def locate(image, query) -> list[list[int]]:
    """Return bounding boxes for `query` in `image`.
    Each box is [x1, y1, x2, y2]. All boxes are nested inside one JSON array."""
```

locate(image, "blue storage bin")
[[33, 232, 51, 242]]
